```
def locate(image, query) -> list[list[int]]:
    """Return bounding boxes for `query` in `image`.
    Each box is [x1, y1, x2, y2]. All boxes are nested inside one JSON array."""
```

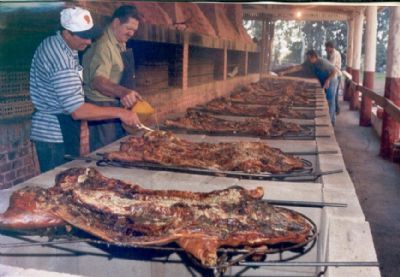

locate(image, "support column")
[[244, 51, 248, 76], [344, 18, 354, 101], [182, 34, 189, 90], [360, 6, 378, 126], [223, 44, 228, 81], [380, 7, 400, 159], [350, 11, 364, 110], [346, 18, 354, 73]]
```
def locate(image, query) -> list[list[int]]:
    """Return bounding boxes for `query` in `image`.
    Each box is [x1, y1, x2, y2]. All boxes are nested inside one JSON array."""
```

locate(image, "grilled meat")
[[164, 111, 305, 137], [0, 168, 312, 267], [103, 131, 304, 173]]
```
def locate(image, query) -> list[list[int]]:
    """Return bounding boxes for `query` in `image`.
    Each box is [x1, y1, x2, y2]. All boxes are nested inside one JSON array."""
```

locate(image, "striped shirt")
[[30, 31, 84, 143]]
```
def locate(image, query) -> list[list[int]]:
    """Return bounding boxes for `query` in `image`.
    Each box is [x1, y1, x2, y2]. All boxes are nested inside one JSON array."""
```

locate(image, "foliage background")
[[244, 7, 389, 72]]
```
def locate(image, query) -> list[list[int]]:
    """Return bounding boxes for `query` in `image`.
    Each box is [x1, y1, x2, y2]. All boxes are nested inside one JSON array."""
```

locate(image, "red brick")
[[12, 159, 23, 170], [0, 145, 8, 153], [0, 153, 6, 163], [25, 172, 37, 180], [12, 140, 21, 149], [13, 177, 27, 186], [18, 146, 29, 157], [5, 171, 16, 182], [17, 168, 26, 177], [7, 151, 16, 161], [1, 182, 14, 190], [23, 156, 33, 166], [0, 162, 12, 173], [26, 165, 39, 176]]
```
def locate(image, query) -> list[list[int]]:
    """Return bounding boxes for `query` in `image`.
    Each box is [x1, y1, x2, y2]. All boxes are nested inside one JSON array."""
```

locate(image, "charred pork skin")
[[200, 98, 311, 119], [164, 111, 305, 137], [103, 131, 304, 173], [0, 168, 312, 267]]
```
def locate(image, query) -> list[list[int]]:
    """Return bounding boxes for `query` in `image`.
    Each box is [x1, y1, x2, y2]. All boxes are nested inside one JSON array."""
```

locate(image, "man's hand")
[[278, 71, 285, 77], [121, 90, 142, 108], [119, 109, 141, 126], [323, 80, 330, 89]]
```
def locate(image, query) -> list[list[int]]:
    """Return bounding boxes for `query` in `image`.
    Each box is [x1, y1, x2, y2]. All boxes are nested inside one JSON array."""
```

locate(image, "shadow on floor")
[[334, 99, 400, 277]]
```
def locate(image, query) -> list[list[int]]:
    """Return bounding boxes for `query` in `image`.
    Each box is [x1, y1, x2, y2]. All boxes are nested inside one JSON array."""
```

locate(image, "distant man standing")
[[325, 41, 342, 115], [83, 5, 142, 151], [278, 50, 339, 125]]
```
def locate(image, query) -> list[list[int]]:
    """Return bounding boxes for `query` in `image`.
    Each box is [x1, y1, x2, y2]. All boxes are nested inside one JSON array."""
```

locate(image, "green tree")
[[376, 8, 389, 72]]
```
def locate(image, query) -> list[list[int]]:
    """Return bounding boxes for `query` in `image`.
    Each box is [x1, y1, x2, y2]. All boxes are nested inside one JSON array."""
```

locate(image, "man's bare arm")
[[71, 103, 140, 126], [92, 76, 132, 98], [278, 64, 303, 76], [92, 76, 142, 108]]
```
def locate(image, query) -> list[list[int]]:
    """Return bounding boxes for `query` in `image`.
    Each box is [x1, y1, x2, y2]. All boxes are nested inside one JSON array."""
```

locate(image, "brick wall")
[[0, 120, 40, 189], [144, 73, 260, 123]]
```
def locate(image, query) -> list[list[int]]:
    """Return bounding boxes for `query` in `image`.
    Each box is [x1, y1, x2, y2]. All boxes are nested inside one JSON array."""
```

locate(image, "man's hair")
[[325, 41, 335, 48], [306, 49, 318, 58], [112, 5, 139, 24]]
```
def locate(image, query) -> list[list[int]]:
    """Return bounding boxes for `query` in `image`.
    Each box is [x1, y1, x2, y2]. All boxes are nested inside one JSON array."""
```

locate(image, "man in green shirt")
[[83, 5, 142, 151]]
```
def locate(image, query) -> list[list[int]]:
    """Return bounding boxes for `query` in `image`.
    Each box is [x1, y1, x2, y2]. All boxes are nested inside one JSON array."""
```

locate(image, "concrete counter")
[[0, 77, 379, 277]]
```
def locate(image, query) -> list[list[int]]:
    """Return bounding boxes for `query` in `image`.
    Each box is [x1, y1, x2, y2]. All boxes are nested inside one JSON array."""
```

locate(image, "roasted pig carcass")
[[200, 98, 311, 119], [103, 131, 304, 173], [164, 111, 305, 137], [235, 82, 316, 106], [0, 168, 313, 267], [230, 91, 312, 106]]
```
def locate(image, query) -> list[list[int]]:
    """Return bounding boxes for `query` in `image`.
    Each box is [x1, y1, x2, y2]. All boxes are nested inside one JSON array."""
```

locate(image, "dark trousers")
[[34, 141, 65, 173], [86, 100, 126, 152]]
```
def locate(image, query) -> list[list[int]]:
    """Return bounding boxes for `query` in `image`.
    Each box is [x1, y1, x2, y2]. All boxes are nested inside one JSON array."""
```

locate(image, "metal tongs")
[[136, 123, 154, 132]]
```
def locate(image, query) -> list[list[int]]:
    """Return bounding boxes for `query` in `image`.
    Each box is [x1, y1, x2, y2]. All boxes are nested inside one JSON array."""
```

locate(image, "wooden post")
[[360, 6, 377, 126], [344, 18, 354, 101], [223, 44, 227, 81], [380, 7, 400, 159], [244, 51, 248, 76], [182, 33, 189, 90], [350, 11, 364, 110]]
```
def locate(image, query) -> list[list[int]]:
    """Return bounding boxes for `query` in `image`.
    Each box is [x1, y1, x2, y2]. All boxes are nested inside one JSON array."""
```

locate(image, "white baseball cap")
[[60, 7, 101, 39]]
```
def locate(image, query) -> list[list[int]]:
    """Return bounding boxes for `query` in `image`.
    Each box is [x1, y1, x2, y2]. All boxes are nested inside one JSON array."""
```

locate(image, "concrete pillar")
[[344, 18, 354, 101], [360, 6, 378, 126], [380, 7, 400, 159], [346, 18, 354, 72], [350, 11, 364, 110], [182, 34, 189, 90]]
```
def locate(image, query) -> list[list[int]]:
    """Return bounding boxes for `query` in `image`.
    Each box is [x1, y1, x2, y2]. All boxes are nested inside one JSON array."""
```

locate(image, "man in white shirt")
[[325, 41, 342, 115]]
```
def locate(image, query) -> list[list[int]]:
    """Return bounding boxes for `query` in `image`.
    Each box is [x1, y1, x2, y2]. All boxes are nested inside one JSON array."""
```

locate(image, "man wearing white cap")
[[29, 7, 141, 172]]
